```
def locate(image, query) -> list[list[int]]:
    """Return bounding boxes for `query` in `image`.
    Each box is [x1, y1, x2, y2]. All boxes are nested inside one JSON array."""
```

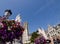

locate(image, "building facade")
[[47, 24, 60, 39]]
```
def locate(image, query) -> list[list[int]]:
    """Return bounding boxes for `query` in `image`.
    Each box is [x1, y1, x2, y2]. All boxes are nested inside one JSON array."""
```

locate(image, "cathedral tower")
[[22, 22, 29, 44]]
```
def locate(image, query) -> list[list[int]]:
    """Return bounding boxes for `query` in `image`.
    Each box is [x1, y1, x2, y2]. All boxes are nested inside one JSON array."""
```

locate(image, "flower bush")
[[0, 17, 24, 42], [34, 36, 46, 44]]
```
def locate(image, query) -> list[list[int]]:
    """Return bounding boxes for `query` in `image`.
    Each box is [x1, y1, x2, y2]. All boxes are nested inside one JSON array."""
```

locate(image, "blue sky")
[[0, 0, 60, 33]]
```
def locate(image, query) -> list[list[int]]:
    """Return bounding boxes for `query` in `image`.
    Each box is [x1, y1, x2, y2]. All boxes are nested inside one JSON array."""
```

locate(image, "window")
[[58, 32, 60, 34]]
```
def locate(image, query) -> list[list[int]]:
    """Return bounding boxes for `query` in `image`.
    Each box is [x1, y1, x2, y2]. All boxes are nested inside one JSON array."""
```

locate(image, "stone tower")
[[22, 22, 29, 44]]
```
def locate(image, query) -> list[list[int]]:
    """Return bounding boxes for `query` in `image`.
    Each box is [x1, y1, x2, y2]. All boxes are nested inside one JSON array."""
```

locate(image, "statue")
[[15, 14, 21, 22], [4, 9, 12, 19]]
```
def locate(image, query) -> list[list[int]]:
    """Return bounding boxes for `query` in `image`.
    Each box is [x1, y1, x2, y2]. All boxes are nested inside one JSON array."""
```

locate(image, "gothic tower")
[[22, 22, 29, 44]]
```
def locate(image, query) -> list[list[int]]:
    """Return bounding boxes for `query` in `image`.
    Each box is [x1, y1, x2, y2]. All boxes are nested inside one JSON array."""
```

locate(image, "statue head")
[[4, 9, 12, 19]]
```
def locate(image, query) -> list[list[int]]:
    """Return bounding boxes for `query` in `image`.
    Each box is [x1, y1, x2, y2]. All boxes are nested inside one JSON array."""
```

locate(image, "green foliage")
[[30, 32, 39, 43]]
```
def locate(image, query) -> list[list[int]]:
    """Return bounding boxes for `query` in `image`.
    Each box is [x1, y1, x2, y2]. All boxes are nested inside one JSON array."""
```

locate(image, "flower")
[[0, 18, 24, 42], [34, 36, 46, 44], [0, 22, 4, 29]]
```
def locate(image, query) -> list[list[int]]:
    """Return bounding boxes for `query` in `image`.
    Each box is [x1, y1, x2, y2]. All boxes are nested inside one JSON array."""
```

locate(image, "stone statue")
[[15, 14, 21, 22], [4, 9, 12, 19]]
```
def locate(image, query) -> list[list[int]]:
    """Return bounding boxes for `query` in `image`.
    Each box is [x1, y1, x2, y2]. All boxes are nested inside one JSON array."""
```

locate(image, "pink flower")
[[0, 22, 4, 28]]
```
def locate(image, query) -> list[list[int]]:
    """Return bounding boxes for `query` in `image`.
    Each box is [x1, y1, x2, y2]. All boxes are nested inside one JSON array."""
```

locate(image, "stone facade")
[[47, 24, 60, 39]]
